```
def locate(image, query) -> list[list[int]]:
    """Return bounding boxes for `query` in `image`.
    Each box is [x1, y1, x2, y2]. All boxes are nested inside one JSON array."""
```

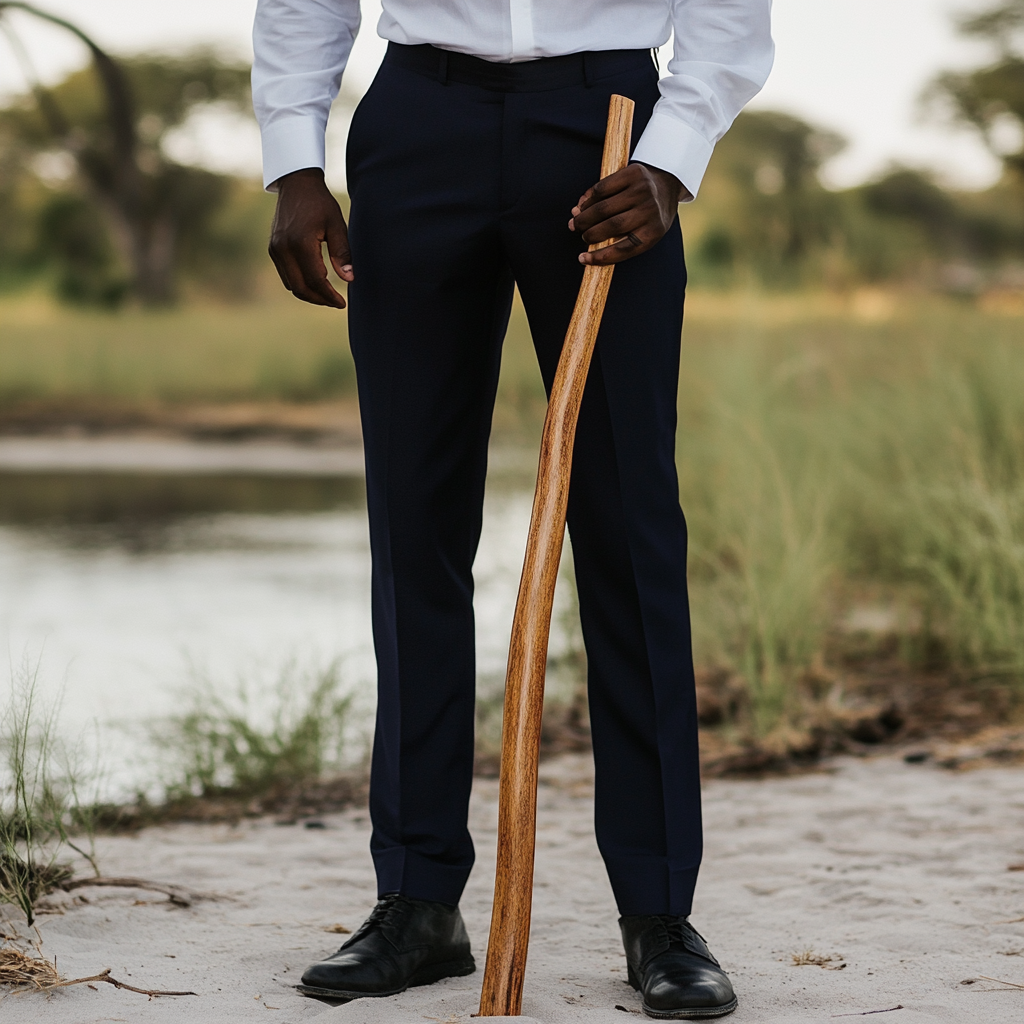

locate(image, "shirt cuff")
[[631, 112, 715, 202], [260, 116, 327, 191]]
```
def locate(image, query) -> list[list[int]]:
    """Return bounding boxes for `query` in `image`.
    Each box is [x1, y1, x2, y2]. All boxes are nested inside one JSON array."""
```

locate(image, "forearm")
[[252, 0, 362, 190], [632, 0, 774, 200]]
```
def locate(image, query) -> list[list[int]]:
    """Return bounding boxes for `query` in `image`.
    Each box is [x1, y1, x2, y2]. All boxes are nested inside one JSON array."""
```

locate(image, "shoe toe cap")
[[646, 966, 735, 1012], [300, 961, 339, 989], [301, 954, 388, 992]]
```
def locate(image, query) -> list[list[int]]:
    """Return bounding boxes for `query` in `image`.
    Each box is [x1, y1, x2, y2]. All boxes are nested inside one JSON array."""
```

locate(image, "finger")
[[293, 238, 347, 308], [579, 206, 649, 248], [575, 166, 637, 212], [274, 248, 333, 306], [269, 245, 296, 293], [570, 187, 642, 234], [272, 236, 345, 307], [579, 231, 653, 266], [326, 218, 354, 283], [575, 196, 649, 242], [269, 242, 312, 298]]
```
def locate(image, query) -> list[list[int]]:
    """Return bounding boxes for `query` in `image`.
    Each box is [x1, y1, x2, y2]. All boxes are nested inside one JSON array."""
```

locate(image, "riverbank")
[[4, 752, 1023, 1023], [2, 430, 1023, 817], [7, 287, 1024, 753]]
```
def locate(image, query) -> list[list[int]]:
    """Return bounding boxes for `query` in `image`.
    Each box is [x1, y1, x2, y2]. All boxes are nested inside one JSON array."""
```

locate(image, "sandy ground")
[[3, 753, 1023, 1024]]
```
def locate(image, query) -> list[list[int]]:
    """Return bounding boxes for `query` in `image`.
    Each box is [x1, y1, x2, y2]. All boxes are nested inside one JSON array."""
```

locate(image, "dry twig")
[[1, 943, 197, 999], [38, 967, 196, 997], [831, 1007, 903, 1018], [60, 876, 203, 906], [976, 975, 1024, 990]]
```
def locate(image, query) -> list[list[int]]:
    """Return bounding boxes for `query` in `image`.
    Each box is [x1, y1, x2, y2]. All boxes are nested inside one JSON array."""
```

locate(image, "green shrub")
[[154, 662, 357, 803]]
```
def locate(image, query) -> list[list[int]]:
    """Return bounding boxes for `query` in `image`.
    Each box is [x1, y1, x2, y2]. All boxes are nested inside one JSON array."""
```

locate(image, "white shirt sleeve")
[[252, 0, 362, 190], [631, 0, 774, 200]]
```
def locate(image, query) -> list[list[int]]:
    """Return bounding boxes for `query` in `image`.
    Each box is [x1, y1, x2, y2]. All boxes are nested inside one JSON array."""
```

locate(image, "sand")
[[3, 752, 1023, 1024]]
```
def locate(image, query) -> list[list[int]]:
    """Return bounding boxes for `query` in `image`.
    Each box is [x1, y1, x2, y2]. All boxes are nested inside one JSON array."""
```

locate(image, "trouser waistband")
[[384, 41, 655, 92]]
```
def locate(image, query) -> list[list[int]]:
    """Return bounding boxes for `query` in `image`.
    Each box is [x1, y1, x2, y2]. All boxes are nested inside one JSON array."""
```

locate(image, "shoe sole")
[[295, 955, 476, 1001], [641, 996, 738, 1020]]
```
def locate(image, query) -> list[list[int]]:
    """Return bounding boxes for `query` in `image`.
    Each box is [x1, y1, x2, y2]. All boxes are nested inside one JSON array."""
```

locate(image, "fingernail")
[[572, 206, 580, 216], [568, 219, 574, 231], [578, 254, 587, 264], [341, 265, 353, 273]]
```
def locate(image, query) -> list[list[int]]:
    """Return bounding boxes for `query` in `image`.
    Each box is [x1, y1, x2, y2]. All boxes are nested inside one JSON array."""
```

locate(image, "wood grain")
[[477, 93, 635, 1018]]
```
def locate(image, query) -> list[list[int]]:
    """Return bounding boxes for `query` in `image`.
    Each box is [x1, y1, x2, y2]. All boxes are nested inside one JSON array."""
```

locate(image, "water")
[[0, 459, 574, 798]]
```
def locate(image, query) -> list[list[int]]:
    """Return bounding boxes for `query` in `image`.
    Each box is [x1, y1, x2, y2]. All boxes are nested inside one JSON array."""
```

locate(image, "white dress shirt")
[[252, 0, 774, 197]]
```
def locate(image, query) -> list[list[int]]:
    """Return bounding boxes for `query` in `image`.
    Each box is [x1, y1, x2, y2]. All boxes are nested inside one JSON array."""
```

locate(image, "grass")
[[0, 280, 544, 433], [0, 665, 98, 925], [133, 661, 365, 822], [3, 283, 1024, 757], [678, 290, 1024, 740], [0, 285, 357, 407]]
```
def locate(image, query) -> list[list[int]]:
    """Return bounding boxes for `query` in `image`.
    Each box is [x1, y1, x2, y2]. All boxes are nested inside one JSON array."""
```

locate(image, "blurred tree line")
[[685, 112, 1024, 290], [0, 0, 1022, 306], [0, 2, 272, 306], [688, 0, 1024, 289]]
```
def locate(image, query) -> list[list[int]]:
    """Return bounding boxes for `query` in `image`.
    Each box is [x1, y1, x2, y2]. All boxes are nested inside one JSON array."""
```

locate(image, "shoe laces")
[[662, 917, 689, 948], [657, 916, 716, 966], [365, 893, 407, 930]]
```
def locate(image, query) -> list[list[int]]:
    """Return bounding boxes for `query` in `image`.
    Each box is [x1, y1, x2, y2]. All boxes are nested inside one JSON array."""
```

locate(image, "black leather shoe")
[[297, 894, 475, 1000], [620, 915, 737, 1019]]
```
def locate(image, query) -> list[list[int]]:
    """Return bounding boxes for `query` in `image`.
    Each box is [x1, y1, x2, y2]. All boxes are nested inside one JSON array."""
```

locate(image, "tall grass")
[[680, 338, 838, 731], [854, 335, 1024, 679], [679, 292, 1024, 733]]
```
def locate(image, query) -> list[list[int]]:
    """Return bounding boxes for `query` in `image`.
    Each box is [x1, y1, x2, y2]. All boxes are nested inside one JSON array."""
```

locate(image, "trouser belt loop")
[[582, 51, 593, 88], [438, 50, 449, 85]]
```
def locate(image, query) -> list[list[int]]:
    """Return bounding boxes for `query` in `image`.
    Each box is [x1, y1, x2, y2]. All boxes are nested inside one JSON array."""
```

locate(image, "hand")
[[269, 168, 353, 307], [568, 163, 690, 266]]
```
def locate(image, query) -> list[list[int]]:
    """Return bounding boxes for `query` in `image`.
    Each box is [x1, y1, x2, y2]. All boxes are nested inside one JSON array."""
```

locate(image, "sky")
[[0, 0, 1005, 190]]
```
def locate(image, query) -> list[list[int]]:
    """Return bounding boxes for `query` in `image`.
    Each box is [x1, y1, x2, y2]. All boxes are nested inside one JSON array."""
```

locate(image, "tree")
[[0, 2, 253, 304], [690, 110, 846, 284], [931, 1, 1024, 181]]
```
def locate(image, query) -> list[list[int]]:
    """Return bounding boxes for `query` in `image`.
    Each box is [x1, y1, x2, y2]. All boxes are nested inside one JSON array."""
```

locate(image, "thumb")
[[326, 215, 354, 282]]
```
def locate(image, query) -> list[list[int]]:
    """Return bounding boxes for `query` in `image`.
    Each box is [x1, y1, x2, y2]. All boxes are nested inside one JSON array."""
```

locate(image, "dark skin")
[[268, 163, 688, 308]]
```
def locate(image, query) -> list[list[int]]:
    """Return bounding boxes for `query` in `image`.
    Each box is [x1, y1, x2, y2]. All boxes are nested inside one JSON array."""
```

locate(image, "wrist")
[[633, 162, 687, 203], [275, 167, 326, 194]]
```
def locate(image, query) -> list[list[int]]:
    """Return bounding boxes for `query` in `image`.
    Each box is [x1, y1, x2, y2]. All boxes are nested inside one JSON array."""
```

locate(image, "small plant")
[[0, 664, 98, 925], [153, 660, 359, 807]]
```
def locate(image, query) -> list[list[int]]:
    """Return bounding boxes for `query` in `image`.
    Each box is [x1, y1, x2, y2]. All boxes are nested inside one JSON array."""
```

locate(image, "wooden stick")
[[478, 93, 635, 1018]]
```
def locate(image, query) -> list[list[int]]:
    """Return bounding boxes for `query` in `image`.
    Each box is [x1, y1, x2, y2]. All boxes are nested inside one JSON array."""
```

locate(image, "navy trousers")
[[346, 44, 702, 918]]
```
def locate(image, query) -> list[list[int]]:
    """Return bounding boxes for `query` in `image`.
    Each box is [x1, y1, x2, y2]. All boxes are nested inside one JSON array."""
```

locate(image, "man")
[[253, 2, 772, 1018]]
